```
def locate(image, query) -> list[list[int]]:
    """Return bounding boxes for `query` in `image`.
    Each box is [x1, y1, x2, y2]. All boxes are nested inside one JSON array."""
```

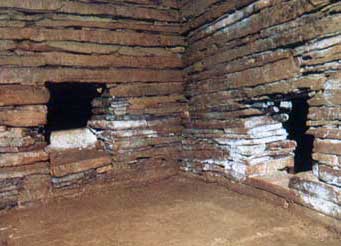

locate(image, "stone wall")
[[0, 0, 184, 208], [181, 0, 341, 219], [0, 0, 340, 221]]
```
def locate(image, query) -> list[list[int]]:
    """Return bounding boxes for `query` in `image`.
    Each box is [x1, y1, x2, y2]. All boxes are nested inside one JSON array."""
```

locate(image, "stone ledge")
[[179, 171, 341, 233]]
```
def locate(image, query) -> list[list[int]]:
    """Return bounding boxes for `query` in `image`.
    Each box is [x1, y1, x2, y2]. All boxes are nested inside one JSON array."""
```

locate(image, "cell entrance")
[[282, 96, 314, 173], [46, 83, 104, 141]]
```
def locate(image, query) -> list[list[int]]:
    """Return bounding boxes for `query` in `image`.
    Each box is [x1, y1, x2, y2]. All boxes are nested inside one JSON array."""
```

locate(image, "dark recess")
[[45, 83, 104, 142], [283, 96, 314, 173]]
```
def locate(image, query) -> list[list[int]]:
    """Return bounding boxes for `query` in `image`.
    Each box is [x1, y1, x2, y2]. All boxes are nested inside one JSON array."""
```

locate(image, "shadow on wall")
[[0, 240, 8, 246], [45, 83, 105, 142], [282, 96, 314, 173]]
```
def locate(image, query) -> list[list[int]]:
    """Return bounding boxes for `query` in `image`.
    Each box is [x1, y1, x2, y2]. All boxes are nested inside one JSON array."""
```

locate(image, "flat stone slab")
[[48, 128, 98, 150], [289, 171, 341, 219], [49, 149, 112, 177]]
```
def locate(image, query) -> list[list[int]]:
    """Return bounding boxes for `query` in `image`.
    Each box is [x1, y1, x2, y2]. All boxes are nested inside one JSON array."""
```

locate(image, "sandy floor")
[[0, 176, 340, 246]]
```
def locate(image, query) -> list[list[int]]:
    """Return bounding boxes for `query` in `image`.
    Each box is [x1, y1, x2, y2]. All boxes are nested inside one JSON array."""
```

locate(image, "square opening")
[[45, 83, 105, 142]]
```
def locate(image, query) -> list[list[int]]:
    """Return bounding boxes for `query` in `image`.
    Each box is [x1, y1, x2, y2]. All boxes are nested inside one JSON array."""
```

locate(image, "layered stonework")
[[0, 0, 340, 221], [181, 0, 341, 219], [0, 0, 184, 208], [0, 86, 50, 208]]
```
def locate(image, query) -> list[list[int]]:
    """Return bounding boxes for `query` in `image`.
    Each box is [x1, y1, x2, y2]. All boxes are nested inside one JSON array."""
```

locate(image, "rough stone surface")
[[49, 149, 112, 177], [0, 0, 184, 209], [48, 128, 98, 150], [0, 0, 340, 222], [181, 0, 341, 219]]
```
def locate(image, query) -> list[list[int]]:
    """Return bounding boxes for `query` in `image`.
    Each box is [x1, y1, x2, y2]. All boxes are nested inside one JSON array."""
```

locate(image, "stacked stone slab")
[[0, 1, 184, 85], [288, 72, 341, 219], [180, 0, 334, 178], [0, 85, 50, 208], [0, 0, 184, 207], [183, 110, 296, 180], [49, 149, 112, 189], [47, 128, 112, 189], [181, 0, 341, 218], [308, 74, 341, 188], [88, 82, 186, 180], [289, 24, 341, 218], [0, 0, 340, 221]]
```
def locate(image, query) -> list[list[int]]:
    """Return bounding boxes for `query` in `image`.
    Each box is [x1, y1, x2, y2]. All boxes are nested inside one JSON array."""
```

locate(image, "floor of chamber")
[[0, 176, 339, 246]]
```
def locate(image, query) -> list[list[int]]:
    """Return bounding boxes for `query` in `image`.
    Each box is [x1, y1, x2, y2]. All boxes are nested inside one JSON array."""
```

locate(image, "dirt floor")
[[0, 176, 340, 246]]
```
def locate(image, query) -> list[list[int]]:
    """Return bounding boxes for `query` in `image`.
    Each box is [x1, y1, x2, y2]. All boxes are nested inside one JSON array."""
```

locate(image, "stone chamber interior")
[[0, 0, 340, 245]]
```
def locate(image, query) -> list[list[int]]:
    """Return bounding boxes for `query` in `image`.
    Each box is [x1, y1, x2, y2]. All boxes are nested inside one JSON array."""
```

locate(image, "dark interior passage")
[[46, 83, 104, 141], [282, 96, 314, 173]]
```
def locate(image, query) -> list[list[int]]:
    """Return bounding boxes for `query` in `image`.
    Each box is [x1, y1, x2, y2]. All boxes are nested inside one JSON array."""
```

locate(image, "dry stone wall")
[[0, 0, 340, 221], [0, 0, 184, 209], [181, 0, 341, 219]]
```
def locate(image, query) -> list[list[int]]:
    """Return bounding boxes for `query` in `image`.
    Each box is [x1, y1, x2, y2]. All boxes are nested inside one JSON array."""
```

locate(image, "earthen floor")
[[0, 176, 340, 246]]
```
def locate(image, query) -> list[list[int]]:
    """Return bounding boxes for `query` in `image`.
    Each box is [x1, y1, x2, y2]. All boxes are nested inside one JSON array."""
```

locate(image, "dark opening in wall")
[[45, 83, 104, 141], [282, 96, 314, 173]]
